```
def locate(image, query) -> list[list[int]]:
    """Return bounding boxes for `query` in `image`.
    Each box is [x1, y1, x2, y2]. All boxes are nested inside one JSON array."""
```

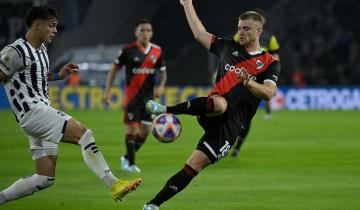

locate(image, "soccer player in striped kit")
[[0, 6, 140, 205], [103, 19, 167, 173], [143, 0, 280, 209]]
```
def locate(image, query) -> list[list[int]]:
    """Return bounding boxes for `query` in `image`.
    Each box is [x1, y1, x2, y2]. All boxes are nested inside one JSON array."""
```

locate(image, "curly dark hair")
[[25, 6, 58, 28]]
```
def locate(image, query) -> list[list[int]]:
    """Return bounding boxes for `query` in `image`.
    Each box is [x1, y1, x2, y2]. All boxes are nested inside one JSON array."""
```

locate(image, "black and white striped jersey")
[[0, 38, 50, 121]]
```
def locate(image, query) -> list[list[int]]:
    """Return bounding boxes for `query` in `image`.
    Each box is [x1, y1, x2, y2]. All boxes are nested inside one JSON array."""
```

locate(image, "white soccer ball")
[[152, 113, 182, 143]]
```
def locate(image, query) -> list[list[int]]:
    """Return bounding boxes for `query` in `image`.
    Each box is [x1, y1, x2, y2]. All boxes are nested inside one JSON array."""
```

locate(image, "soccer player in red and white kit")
[[143, 0, 280, 209], [103, 19, 167, 173], [231, 9, 281, 157]]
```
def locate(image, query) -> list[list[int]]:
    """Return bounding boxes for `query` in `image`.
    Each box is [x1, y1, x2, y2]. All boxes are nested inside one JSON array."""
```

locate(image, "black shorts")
[[124, 101, 152, 126], [196, 111, 247, 163]]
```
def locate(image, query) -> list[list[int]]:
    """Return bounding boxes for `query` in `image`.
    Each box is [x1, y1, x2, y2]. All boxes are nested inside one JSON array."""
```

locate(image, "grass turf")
[[0, 110, 359, 210]]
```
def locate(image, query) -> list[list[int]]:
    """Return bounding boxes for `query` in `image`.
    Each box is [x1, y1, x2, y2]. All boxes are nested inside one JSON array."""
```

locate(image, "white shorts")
[[19, 105, 72, 159]]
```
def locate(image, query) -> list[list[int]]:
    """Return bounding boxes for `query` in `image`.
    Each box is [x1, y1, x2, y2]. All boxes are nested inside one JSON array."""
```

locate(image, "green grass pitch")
[[0, 110, 359, 210]]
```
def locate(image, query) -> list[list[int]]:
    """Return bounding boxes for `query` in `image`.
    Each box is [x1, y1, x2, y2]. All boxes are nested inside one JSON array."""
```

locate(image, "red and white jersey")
[[114, 41, 166, 106], [209, 36, 281, 126]]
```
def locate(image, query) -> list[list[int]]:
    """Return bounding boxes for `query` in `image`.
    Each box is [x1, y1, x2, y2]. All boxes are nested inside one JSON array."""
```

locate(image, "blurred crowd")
[[276, 0, 360, 86], [1, 0, 359, 86]]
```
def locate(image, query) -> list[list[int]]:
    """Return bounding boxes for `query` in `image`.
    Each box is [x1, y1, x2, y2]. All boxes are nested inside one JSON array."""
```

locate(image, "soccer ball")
[[152, 113, 182, 143]]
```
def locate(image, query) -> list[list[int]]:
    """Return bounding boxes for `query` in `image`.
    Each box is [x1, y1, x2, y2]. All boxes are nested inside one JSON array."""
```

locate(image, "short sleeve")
[[209, 36, 229, 57], [155, 51, 166, 71], [262, 61, 281, 86], [0, 46, 24, 77], [114, 48, 125, 67]]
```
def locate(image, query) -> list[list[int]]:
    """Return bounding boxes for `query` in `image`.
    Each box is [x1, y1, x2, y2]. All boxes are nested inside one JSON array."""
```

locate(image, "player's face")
[[37, 18, 58, 43], [237, 19, 262, 47], [135, 23, 153, 46]]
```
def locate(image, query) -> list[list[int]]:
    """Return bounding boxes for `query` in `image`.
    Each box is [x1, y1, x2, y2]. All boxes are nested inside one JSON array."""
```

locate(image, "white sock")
[[102, 174, 118, 188], [0, 174, 54, 205], [0, 192, 7, 205], [78, 129, 118, 188]]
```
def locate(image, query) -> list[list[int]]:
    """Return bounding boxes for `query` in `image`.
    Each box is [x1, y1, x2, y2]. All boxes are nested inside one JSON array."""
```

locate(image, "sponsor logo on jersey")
[[132, 68, 156, 74], [224, 64, 257, 80]]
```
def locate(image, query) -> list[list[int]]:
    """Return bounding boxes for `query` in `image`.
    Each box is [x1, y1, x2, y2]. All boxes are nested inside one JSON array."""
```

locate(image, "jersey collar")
[[135, 41, 152, 54], [248, 49, 264, 55]]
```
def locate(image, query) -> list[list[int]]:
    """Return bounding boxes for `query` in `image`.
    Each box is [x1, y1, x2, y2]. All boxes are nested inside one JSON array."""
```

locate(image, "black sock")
[[265, 102, 271, 114], [148, 164, 198, 206], [167, 97, 214, 116], [134, 135, 146, 152], [125, 134, 136, 165]]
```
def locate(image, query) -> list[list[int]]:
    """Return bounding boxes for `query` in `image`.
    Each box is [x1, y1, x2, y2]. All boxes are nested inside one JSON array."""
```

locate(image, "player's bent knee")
[[64, 118, 88, 142], [31, 148, 58, 160], [213, 97, 228, 115]]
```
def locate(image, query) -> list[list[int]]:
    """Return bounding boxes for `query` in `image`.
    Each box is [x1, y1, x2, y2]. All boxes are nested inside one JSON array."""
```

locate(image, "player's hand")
[[102, 92, 111, 105], [154, 86, 165, 98], [180, 0, 192, 7], [237, 70, 252, 86], [59, 62, 79, 80]]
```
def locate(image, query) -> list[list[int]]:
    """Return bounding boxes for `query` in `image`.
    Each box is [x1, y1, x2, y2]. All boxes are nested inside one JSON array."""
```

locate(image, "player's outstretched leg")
[[77, 129, 142, 201], [143, 163, 199, 209], [146, 96, 223, 116], [0, 174, 55, 205], [143, 149, 212, 209]]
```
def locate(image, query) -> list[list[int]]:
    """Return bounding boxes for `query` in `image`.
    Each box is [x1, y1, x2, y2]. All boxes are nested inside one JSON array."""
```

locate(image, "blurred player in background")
[[103, 19, 167, 173], [231, 8, 280, 157], [0, 6, 141, 205], [143, 0, 280, 209]]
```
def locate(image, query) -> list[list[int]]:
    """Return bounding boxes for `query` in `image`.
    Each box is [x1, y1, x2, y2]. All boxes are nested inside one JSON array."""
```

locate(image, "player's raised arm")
[[180, 0, 213, 50]]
